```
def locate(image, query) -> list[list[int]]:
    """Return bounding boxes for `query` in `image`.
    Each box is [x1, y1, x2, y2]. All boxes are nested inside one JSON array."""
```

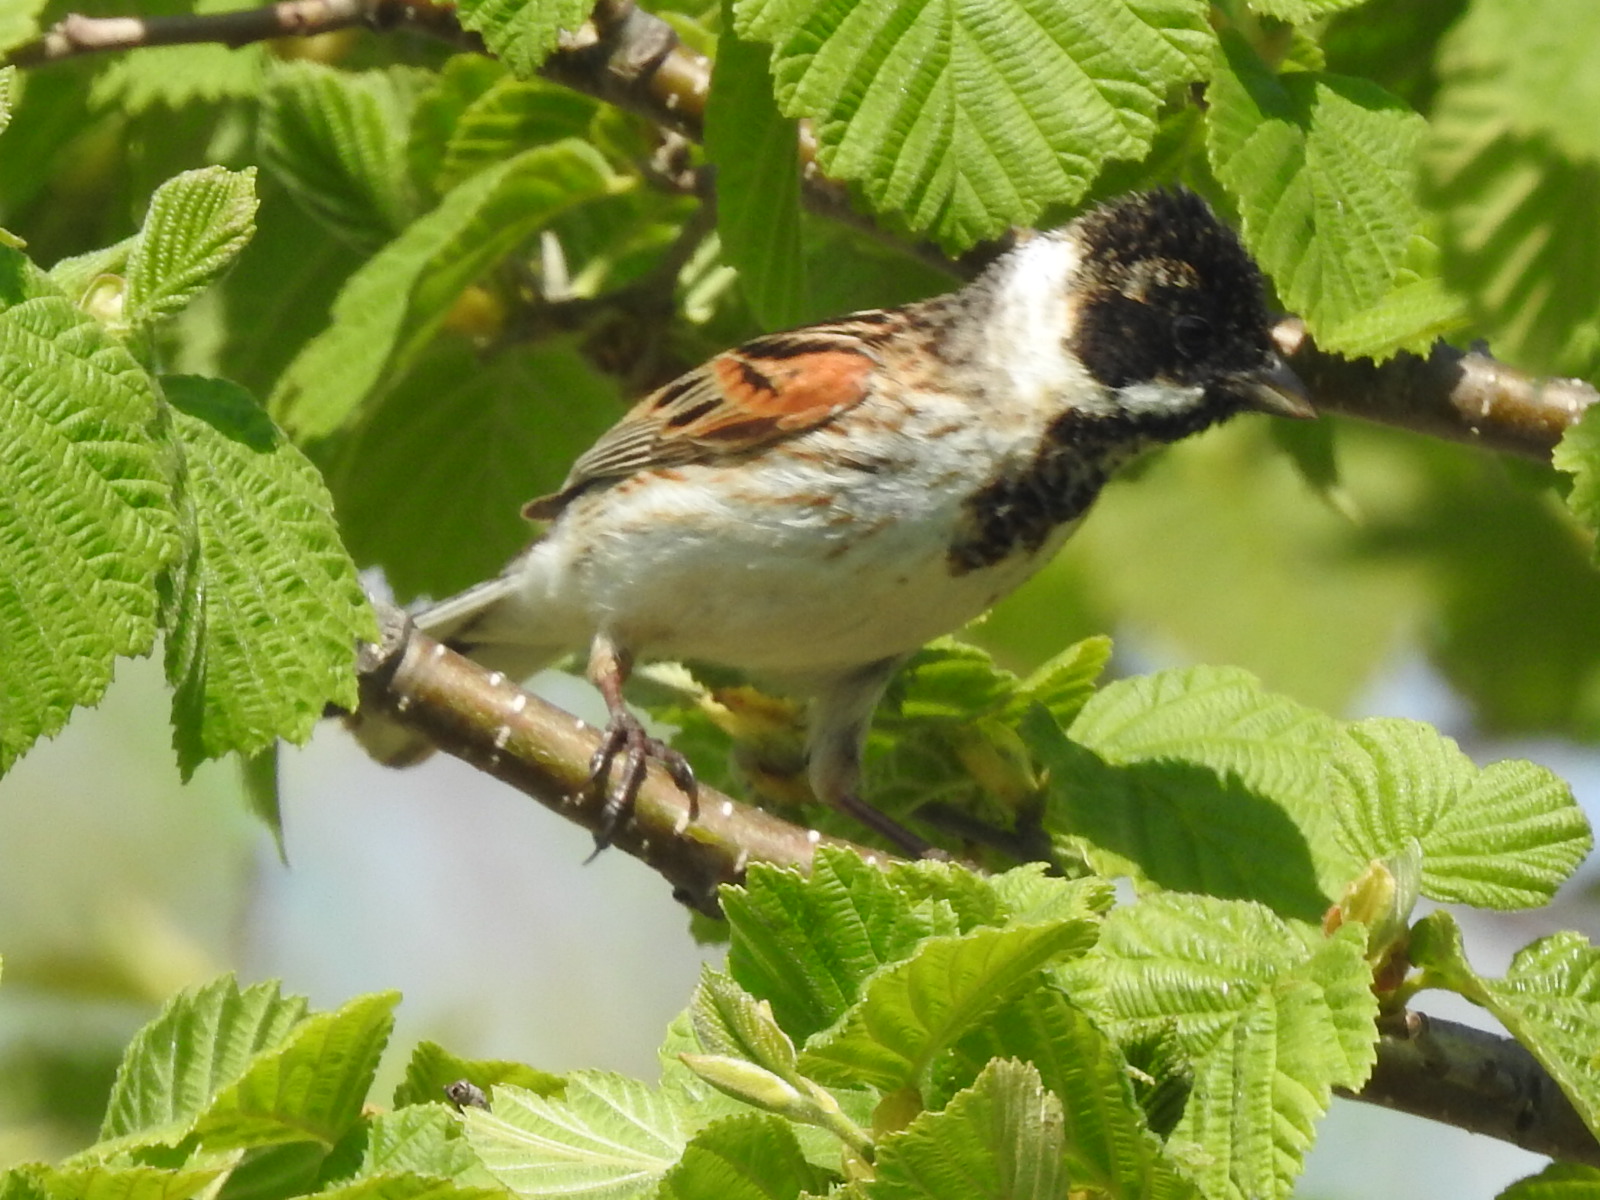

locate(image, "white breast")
[[516, 389, 1078, 678]]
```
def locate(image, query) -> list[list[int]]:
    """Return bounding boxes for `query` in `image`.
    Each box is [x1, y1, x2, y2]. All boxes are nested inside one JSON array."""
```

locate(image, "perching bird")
[[354, 188, 1313, 856]]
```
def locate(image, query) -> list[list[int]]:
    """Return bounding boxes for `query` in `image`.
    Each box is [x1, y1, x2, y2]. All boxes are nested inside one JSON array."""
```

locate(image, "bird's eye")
[[1173, 314, 1211, 357]]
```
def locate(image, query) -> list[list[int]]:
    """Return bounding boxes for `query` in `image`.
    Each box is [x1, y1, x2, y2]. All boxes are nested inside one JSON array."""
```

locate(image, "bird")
[[353, 188, 1314, 857]]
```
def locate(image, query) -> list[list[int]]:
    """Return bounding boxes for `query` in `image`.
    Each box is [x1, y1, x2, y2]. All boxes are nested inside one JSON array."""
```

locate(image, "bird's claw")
[[584, 708, 698, 854]]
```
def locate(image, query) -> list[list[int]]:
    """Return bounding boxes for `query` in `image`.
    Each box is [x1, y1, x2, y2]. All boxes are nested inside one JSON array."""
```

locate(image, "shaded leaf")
[[724, 849, 962, 1045], [1036, 665, 1347, 920], [659, 1116, 825, 1200], [436, 78, 598, 194], [271, 140, 624, 440], [799, 920, 1098, 1093], [947, 989, 1198, 1199], [870, 1059, 1065, 1200], [258, 62, 421, 251], [325, 337, 618, 601], [705, 30, 806, 329], [1207, 34, 1425, 354], [1425, 6, 1600, 377], [394, 1042, 563, 1111], [162, 375, 375, 774]]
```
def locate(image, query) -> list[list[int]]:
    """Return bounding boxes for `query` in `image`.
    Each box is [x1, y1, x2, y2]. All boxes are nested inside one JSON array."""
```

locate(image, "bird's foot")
[[584, 705, 698, 854]]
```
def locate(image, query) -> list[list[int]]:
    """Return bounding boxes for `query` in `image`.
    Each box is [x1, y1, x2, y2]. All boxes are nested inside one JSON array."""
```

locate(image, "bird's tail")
[[348, 574, 565, 766]]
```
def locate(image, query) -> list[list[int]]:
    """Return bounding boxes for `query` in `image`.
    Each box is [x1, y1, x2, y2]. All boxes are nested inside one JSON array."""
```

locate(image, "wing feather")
[[523, 321, 890, 520]]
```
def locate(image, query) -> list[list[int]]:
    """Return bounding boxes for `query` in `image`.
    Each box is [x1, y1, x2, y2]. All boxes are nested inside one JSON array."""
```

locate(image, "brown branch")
[[1348, 1009, 1600, 1167], [353, 600, 891, 917], [4, 0, 478, 66], [1276, 319, 1599, 462]]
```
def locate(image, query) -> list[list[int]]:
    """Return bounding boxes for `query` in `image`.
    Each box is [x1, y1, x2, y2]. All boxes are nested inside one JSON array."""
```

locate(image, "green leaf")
[[409, 57, 510, 199], [1425, 4, 1600, 375], [1207, 35, 1425, 352], [326, 1104, 499, 1187], [452, 0, 591, 77], [705, 29, 806, 330], [91, 45, 268, 112], [1036, 665, 1347, 921], [0, 251, 181, 776], [205, 172, 366, 400], [0, 2, 42, 56], [89, 0, 270, 113], [691, 972, 803, 1084], [723, 849, 962, 1046], [435, 77, 598, 194], [394, 1042, 563, 1110], [871, 1059, 1065, 1200], [100, 975, 308, 1143], [1498, 1163, 1600, 1200], [242, 746, 285, 859], [885, 864, 1113, 936], [125, 167, 258, 328], [946, 989, 1198, 1199], [1073, 897, 1377, 1200], [162, 375, 376, 774], [271, 140, 625, 440], [660, 1115, 826, 1200], [1482, 934, 1600, 1141], [465, 1074, 686, 1200], [306, 1175, 507, 1200], [1412, 914, 1600, 1140], [1309, 231, 1468, 359], [733, 0, 1214, 252], [865, 638, 1109, 831], [799, 920, 1099, 1093], [1558, 407, 1600, 557], [258, 62, 422, 251], [1245, 0, 1367, 20], [9, 1163, 229, 1200], [196, 990, 399, 1149], [1014, 636, 1111, 728], [324, 337, 619, 601], [1447, 0, 1600, 167], [1328, 718, 1592, 909], [0, 66, 14, 128]]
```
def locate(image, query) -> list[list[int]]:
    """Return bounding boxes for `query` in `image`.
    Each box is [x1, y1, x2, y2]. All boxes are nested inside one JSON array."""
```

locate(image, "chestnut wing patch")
[[524, 330, 881, 519]]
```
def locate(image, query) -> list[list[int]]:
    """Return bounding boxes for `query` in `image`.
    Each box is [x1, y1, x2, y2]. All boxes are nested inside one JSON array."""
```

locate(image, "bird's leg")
[[585, 634, 698, 850], [807, 658, 942, 860]]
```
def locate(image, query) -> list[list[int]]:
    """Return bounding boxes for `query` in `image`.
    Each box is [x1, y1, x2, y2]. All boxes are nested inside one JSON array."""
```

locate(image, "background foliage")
[[3, 0, 1600, 1197]]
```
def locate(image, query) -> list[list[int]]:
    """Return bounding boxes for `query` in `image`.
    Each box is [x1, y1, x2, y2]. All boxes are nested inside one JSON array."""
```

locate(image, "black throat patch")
[[946, 400, 1232, 574]]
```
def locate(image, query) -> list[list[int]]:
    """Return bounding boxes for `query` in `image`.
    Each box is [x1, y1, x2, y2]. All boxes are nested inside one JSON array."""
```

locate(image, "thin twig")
[[5, 0, 477, 65]]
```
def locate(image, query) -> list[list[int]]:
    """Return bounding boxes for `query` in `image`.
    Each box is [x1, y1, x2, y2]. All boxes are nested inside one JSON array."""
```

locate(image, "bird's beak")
[[1237, 353, 1315, 419]]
